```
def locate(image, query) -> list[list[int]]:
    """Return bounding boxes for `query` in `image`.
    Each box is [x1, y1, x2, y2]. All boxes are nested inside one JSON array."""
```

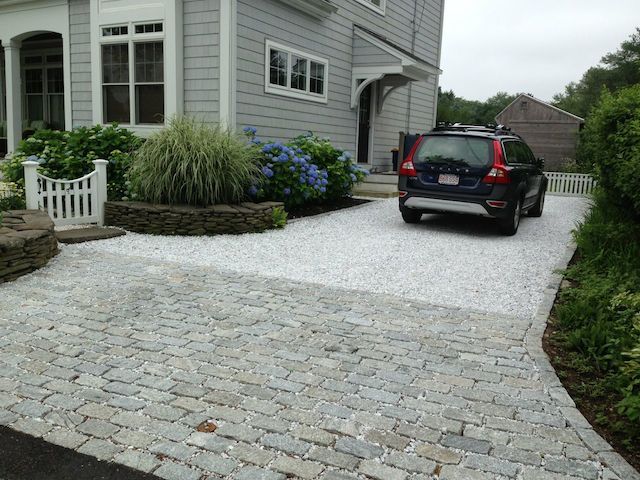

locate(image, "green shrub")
[[0, 124, 141, 201], [129, 117, 260, 206], [579, 85, 640, 216], [556, 190, 640, 425], [244, 128, 368, 207], [0, 182, 26, 212], [288, 134, 368, 201], [271, 206, 287, 229]]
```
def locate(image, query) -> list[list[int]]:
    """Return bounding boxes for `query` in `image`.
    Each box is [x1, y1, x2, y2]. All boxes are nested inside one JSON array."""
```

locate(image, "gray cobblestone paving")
[[0, 249, 637, 479]]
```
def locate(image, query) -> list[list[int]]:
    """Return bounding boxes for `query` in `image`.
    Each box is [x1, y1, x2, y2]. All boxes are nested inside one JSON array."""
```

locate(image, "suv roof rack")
[[432, 122, 520, 137]]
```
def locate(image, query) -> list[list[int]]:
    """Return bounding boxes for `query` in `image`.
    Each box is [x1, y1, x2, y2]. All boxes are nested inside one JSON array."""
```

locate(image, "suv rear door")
[[410, 135, 495, 196], [503, 140, 538, 206]]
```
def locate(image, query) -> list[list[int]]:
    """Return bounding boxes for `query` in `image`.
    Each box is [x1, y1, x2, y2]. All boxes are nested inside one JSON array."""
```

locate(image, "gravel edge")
[[524, 240, 640, 480]]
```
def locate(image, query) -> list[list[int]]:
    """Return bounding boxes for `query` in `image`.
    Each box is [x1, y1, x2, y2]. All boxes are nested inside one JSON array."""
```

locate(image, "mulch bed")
[[542, 264, 640, 472], [286, 197, 372, 220]]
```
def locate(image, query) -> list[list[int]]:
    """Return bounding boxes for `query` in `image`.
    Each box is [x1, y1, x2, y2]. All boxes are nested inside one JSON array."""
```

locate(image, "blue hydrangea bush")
[[243, 127, 367, 208]]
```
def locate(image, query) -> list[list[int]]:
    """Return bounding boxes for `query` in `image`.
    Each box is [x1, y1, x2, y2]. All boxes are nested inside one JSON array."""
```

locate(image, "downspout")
[[405, 0, 419, 131], [433, 0, 446, 127]]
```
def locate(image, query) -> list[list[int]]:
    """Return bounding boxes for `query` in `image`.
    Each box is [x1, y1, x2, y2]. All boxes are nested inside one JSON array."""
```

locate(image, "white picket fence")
[[544, 171, 596, 197], [22, 159, 108, 226]]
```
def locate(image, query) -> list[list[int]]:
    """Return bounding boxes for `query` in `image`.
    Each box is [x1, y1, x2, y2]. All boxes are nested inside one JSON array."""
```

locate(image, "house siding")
[[69, 0, 92, 127], [235, 0, 443, 170], [183, 0, 220, 122], [352, 36, 400, 67]]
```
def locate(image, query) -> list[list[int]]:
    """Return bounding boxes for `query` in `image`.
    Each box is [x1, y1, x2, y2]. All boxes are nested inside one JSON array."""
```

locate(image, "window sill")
[[103, 123, 164, 137], [353, 0, 385, 16], [276, 0, 338, 19], [265, 85, 328, 104]]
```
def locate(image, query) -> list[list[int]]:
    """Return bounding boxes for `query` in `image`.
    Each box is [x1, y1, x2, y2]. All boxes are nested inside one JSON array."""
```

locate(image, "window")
[[22, 52, 65, 130], [100, 22, 164, 125], [354, 0, 386, 15], [135, 23, 163, 34], [102, 25, 128, 37], [415, 136, 494, 168], [265, 41, 328, 103], [504, 141, 531, 165]]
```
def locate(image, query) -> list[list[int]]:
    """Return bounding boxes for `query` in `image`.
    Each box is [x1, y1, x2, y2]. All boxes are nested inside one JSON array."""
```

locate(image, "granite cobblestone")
[[0, 249, 636, 479]]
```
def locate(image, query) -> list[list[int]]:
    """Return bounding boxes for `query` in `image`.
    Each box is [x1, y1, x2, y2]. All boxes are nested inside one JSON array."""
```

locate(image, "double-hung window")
[[265, 40, 328, 103], [101, 22, 164, 125], [354, 0, 386, 15]]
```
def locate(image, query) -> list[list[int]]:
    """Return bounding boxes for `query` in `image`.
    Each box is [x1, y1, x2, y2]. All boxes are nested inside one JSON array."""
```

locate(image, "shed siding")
[[183, 0, 219, 122], [69, 0, 92, 127], [496, 97, 583, 171], [235, 0, 443, 170]]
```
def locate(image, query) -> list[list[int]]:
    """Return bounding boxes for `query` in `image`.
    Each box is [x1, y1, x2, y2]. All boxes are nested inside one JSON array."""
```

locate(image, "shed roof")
[[495, 94, 585, 123]]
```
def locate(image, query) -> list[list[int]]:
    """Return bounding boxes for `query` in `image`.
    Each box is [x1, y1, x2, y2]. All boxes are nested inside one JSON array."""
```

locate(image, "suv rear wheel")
[[498, 198, 521, 236], [401, 207, 422, 224]]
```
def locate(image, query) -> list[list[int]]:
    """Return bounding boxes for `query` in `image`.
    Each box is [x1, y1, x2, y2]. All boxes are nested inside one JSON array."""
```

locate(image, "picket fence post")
[[92, 159, 108, 226], [22, 160, 40, 210]]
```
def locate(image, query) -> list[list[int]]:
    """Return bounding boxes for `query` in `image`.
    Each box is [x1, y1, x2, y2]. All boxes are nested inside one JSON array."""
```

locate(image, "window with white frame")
[[354, 0, 386, 15], [265, 41, 328, 103], [101, 22, 164, 125]]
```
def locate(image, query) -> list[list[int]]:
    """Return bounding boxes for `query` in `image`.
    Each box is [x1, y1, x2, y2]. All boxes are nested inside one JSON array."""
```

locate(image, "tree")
[[436, 89, 516, 125], [553, 28, 640, 118]]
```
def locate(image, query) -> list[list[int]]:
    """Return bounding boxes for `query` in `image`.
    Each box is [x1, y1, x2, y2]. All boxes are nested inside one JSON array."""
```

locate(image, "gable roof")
[[495, 94, 585, 123]]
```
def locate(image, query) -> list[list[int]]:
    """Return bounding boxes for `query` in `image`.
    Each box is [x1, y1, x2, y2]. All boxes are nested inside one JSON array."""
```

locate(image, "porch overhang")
[[351, 26, 442, 111]]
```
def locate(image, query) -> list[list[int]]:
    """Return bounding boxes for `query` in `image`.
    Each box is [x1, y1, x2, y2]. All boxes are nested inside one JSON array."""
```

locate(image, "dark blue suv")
[[398, 124, 548, 235]]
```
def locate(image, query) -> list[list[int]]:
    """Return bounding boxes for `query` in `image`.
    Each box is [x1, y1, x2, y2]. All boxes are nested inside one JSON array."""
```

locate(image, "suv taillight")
[[482, 140, 511, 184], [398, 137, 422, 177]]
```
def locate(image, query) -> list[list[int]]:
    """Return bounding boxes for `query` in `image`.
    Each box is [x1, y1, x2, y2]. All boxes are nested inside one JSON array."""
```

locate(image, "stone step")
[[55, 227, 126, 244], [363, 173, 399, 185]]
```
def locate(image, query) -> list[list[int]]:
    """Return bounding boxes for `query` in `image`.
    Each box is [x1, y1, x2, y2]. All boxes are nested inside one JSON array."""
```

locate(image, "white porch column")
[[4, 41, 21, 153]]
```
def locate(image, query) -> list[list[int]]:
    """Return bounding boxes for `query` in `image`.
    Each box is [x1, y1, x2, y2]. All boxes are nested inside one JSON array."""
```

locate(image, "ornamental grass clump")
[[130, 117, 260, 206]]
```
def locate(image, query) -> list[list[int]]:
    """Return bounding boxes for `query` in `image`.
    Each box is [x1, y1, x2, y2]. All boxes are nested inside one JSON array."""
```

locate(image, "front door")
[[357, 83, 373, 164]]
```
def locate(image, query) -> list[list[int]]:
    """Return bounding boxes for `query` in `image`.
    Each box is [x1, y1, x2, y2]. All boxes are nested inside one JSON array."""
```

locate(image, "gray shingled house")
[[0, 0, 444, 171]]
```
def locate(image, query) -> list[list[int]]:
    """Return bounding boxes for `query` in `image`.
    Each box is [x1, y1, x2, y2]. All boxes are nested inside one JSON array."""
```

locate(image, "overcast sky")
[[438, 1, 640, 102]]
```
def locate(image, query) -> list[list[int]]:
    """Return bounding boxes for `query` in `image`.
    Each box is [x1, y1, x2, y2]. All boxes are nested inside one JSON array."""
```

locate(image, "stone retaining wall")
[[0, 210, 58, 283], [105, 201, 284, 235]]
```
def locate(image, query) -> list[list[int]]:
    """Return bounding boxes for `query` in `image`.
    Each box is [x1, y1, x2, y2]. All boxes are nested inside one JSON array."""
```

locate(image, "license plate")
[[438, 174, 459, 186]]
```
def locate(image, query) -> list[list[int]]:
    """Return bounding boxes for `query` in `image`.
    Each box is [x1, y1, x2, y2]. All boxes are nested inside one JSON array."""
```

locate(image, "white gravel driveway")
[[72, 195, 588, 318]]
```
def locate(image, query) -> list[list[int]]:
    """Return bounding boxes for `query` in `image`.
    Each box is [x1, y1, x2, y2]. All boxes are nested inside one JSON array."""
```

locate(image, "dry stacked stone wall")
[[0, 210, 58, 283], [105, 201, 284, 235]]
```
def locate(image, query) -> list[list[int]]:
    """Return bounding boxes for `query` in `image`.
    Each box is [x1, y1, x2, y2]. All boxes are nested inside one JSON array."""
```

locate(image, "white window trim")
[[353, 0, 386, 16], [264, 40, 329, 104], [90, 0, 183, 135], [99, 21, 165, 127]]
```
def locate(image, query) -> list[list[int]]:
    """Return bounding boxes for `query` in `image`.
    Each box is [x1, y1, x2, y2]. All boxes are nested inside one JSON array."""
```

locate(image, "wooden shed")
[[495, 94, 584, 171]]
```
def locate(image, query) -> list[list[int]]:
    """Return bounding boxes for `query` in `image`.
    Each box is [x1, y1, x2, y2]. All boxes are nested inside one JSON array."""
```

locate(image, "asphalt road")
[[0, 427, 157, 480]]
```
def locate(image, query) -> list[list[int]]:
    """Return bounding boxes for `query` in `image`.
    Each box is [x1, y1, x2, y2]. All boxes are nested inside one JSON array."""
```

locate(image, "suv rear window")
[[414, 135, 494, 168]]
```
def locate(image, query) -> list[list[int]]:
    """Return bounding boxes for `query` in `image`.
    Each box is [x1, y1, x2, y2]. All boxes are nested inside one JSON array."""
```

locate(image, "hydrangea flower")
[[262, 166, 274, 178], [320, 187, 326, 193], [243, 126, 257, 135], [283, 188, 291, 196], [289, 166, 296, 172], [248, 185, 258, 196], [350, 173, 357, 181]]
